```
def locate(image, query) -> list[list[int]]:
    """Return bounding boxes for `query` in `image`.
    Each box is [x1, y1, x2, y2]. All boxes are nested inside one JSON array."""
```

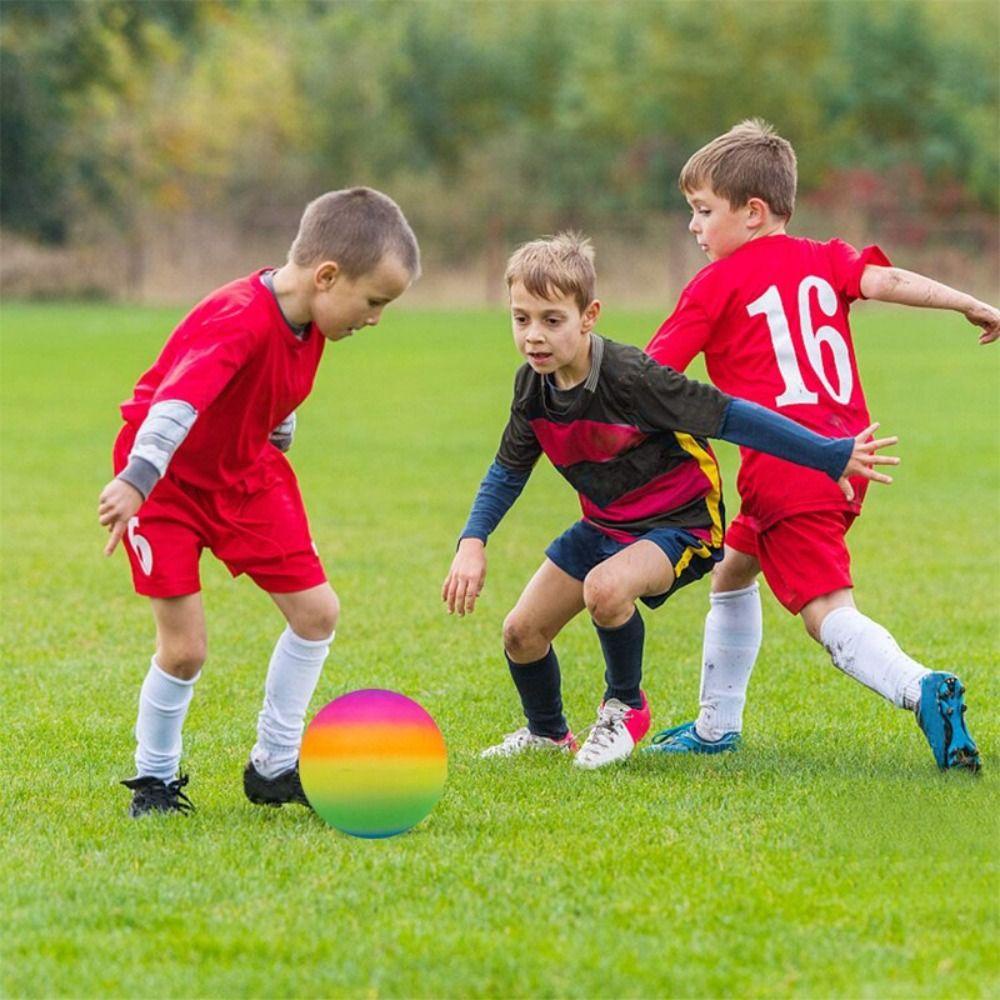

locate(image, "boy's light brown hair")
[[504, 231, 596, 313], [290, 186, 421, 279], [680, 119, 797, 220]]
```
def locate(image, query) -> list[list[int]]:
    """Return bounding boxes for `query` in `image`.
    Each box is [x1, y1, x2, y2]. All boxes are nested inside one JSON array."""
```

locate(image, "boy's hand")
[[98, 478, 144, 556], [442, 538, 487, 616], [964, 301, 1000, 344], [838, 422, 900, 501]]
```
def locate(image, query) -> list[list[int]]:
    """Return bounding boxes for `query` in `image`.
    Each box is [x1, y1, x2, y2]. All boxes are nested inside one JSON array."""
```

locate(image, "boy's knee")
[[583, 571, 625, 625], [711, 555, 759, 594], [502, 612, 545, 662], [290, 587, 340, 640], [156, 639, 206, 680]]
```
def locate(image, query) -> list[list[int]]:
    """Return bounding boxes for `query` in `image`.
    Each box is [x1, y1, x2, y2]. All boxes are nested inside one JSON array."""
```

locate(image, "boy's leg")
[[583, 539, 675, 708], [499, 558, 585, 741], [694, 541, 763, 741], [136, 594, 206, 778], [206, 456, 337, 794], [805, 590, 980, 770], [647, 519, 763, 753], [570, 540, 671, 768], [801, 588, 926, 706], [761, 511, 978, 770], [249, 584, 339, 783]]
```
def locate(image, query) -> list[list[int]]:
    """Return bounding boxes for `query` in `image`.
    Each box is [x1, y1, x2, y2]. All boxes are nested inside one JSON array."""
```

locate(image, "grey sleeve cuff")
[[117, 456, 160, 500], [269, 412, 296, 453]]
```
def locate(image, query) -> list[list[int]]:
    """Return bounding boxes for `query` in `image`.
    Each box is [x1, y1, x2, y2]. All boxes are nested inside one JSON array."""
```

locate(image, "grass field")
[[2, 301, 998, 998]]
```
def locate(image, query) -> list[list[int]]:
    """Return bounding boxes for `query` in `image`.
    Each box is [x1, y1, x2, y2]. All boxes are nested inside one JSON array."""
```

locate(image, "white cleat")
[[573, 692, 651, 770], [480, 726, 578, 758]]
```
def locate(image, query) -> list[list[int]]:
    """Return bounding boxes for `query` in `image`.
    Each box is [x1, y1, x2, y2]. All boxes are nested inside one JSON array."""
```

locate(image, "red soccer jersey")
[[646, 235, 890, 530], [120, 269, 325, 490]]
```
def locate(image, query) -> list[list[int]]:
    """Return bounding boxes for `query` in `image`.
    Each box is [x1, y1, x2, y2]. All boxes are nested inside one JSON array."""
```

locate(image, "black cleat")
[[243, 759, 311, 808], [121, 774, 195, 817]]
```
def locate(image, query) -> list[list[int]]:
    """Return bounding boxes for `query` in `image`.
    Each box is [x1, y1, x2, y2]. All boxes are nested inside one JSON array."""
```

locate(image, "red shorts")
[[113, 426, 327, 599], [725, 509, 856, 615]]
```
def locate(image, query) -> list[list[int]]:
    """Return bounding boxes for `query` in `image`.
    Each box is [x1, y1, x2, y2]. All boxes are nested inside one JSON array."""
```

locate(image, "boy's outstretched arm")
[[860, 266, 1000, 344], [442, 461, 530, 617], [717, 400, 899, 501]]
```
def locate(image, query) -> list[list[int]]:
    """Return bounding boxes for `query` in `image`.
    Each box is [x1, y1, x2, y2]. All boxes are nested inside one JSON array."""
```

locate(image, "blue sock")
[[595, 610, 644, 708], [505, 646, 569, 740]]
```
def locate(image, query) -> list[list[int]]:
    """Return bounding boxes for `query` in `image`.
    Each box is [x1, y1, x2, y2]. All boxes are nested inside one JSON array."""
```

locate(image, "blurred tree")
[[2, 0, 996, 270], [0, 0, 210, 244]]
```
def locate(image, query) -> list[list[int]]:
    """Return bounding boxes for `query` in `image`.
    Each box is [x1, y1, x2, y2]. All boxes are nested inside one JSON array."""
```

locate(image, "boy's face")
[[311, 254, 412, 341], [685, 186, 758, 262], [509, 281, 599, 382]]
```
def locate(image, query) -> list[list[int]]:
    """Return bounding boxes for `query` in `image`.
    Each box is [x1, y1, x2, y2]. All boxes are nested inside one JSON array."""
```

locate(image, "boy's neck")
[[552, 334, 593, 390], [270, 263, 314, 327], [747, 219, 787, 244]]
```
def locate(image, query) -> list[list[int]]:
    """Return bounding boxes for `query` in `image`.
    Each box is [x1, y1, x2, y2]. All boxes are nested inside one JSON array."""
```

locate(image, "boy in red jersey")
[[98, 188, 419, 815], [645, 120, 998, 771], [443, 233, 897, 769]]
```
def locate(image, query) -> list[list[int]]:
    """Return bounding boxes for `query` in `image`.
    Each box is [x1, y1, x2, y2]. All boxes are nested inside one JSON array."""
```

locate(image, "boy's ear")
[[314, 261, 341, 289], [745, 198, 770, 230], [582, 299, 601, 332]]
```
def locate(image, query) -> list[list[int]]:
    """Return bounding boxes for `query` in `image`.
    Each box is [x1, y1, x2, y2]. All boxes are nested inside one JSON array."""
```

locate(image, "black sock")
[[595, 609, 644, 708], [505, 646, 569, 740]]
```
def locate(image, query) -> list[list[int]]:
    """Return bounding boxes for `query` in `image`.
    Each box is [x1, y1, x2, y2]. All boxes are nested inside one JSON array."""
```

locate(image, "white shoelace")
[[578, 701, 630, 755], [499, 727, 535, 750]]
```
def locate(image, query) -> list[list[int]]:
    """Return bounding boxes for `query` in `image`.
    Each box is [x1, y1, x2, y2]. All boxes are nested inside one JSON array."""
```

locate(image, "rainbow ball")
[[300, 689, 447, 838]]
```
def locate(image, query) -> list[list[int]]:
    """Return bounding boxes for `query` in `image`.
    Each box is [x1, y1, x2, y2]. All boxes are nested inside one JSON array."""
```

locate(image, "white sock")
[[819, 606, 928, 709], [695, 583, 762, 741], [134, 658, 199, 781], [251, 626, 333, 778]]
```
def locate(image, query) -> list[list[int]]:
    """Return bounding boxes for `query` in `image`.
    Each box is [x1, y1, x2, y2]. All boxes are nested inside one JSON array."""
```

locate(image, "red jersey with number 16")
[[646, 235, 890, 531]]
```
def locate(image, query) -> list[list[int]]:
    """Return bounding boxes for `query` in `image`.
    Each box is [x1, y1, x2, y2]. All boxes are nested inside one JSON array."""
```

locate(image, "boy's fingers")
[[857, 421, 880, 440], [454, 579, 468, 616], [839, 478, 855, 501], [868, 435, 898, 449], [868, 471, 893, 484], [104, 522, 126, 556]]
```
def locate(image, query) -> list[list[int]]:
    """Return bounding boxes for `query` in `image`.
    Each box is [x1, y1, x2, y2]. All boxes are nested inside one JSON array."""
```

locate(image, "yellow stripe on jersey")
[[673, 432, 724, 550]]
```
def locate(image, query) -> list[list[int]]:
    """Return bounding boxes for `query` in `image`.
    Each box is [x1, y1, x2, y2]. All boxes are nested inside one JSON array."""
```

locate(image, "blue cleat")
[[643, 721, 741, 755], [916, 673, 981, 772]]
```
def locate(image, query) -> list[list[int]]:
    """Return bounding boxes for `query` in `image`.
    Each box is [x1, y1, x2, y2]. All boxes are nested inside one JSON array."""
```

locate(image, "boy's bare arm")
[[860, 265, 1000, 344]]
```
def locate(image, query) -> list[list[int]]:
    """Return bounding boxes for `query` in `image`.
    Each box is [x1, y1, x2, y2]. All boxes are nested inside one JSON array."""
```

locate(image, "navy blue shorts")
[[544, 520, 722, 609]]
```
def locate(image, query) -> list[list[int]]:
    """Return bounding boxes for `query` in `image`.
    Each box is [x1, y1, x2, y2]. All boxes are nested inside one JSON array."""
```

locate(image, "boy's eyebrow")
[[511, 305, 569, 316]]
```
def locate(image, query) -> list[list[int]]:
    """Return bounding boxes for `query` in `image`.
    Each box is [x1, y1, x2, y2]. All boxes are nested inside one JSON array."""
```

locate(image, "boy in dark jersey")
[[645, 120, 998, 770], [98, 188, 419, 815], [443, 232, 897, 769]]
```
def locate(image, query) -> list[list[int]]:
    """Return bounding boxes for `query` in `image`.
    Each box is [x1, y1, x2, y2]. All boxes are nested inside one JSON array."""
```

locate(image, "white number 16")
[[747, 277, 854, 408]]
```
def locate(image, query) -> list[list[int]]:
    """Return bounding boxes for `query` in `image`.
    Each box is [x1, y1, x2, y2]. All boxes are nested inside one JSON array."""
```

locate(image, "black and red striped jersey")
[[495, 335, 732, 545]]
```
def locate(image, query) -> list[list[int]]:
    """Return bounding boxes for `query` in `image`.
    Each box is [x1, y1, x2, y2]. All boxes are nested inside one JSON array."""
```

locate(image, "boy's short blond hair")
[[680, 119, 797, 220], [504, 231, 596, 312], [289, 186, 421, 279]]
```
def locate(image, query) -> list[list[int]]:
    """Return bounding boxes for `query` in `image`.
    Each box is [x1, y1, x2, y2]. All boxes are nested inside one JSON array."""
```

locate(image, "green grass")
[[1, 301, 998, 998]]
